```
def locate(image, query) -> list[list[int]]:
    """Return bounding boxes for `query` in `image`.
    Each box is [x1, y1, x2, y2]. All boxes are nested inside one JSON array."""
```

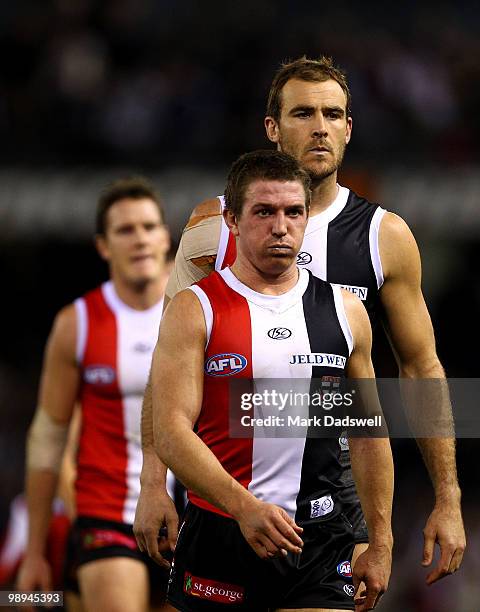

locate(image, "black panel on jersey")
[[327, 191, 379, 326], [294, 273, 350, 524]]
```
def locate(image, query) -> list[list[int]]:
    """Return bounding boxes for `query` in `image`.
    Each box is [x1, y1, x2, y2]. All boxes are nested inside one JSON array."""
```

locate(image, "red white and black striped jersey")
[[216, 186, 385, 326], [187, 267, 352, 523], [74, 282, 164, 524]]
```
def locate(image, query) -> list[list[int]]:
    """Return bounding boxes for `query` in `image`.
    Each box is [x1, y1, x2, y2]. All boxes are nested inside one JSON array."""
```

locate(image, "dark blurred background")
[[0, 1, 479, 610]]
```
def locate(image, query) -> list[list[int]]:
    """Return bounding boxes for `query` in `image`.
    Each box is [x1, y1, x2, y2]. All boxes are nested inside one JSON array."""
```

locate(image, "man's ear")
[[223, 208, 239, 237], [95, 234, 110, 261], [345, 116, 353, 144], [265, 116, 280, 144]]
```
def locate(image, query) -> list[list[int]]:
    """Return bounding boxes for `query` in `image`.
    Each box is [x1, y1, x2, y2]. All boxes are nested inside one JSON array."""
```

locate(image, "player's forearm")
[[348, 438, 394, 548], [140, 373, 170, 488], [140, 372, 155, 449], [416, 437, 461, 502], [140, 445, 168, 488], [399, 353, 445, 380], [399, 356, 460, 500], [155, 423, 254, 519], [24, 470, 58, 556]]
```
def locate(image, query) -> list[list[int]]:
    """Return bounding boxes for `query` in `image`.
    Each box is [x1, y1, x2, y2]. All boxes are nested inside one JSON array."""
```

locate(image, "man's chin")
[[259, 255, 297, 276], [129, 275, 154, 290], [303, 160, 337, 182]]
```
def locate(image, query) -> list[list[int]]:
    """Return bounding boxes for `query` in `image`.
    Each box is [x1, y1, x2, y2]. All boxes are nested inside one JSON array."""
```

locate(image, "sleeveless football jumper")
[[188, 268, 352, 523], [74, 282, 165, 524], [215, 186, 384, 541]]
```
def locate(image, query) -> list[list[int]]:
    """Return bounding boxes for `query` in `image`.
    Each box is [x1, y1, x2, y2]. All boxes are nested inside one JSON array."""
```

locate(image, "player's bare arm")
[[379, 212, 465, 583], [134, 198, 222, 561], [152, 289, 304, 561], [343, 290, 393, 612], [17, 304, 79, 595]]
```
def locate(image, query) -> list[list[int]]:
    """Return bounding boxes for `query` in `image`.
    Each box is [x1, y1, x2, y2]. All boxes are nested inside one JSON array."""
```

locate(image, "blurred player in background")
[[134, 56, 465, 586], [17, 177, 175, 612]]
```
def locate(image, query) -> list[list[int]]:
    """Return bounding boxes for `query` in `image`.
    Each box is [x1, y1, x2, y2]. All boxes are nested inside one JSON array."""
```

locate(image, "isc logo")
[[205, 353, 247, 377]]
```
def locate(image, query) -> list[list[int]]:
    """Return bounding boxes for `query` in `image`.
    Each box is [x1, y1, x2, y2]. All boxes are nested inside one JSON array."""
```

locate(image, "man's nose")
[[272, 213, 287, 236], [134, 227, 149, 243], [311, 113, 327, 138]]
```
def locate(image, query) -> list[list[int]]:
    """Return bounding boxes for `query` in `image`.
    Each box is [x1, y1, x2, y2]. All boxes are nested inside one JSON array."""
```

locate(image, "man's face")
[[226, 179, 308, 276], [265, 78, 352, 181], [96, 197, 169, 287]]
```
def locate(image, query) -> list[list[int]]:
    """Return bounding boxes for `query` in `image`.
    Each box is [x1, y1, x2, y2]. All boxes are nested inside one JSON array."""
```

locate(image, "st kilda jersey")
[[216, 186, 385, 326], [74, 282, 165, 524], [187, 267, 353, 523]]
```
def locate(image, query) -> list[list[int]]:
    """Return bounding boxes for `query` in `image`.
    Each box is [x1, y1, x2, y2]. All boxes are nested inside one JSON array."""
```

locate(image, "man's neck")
[[111, 272, 168, 310], [229, 260, 299, 296], [309, 173, 339, 216]]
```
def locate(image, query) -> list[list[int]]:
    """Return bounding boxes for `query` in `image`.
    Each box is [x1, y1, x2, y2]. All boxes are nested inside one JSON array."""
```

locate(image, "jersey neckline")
[[305, 185, 350, 234], [219, 267, 310, 313], [102, 281, 164, 316]]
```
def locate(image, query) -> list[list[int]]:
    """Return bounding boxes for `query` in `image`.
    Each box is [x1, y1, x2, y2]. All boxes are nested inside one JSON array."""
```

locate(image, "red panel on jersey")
[[220, 232, 237, 269], [76, 287, 128, 523], [189, 272, 253, 517]]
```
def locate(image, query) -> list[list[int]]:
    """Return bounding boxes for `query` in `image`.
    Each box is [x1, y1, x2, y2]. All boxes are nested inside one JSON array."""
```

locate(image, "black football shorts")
[[167, 503, 356, 611], [65, 516, 171, 602]]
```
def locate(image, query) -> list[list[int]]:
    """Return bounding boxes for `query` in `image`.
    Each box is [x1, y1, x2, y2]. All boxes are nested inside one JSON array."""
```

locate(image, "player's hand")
[[234, 498, 303, 560], [422, 500, 466, 585], [352, 543, 391, 611], [133, 484, 178, 568], [16, 554, 52, 612]]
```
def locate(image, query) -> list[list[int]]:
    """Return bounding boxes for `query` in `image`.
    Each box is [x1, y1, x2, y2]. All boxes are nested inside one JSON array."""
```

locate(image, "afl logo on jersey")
[[205, 353, 248, 377], [84, 365, 115, 385], [268, 327, 292, 340], [296, 251, 312, 266], [337, 561, 352, 578]]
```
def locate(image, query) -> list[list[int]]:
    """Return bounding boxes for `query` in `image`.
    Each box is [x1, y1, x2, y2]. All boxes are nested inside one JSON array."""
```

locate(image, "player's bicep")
[[379, 213, 437, 369], [37, 305, 80, 424], [152, 290, 206, 431]]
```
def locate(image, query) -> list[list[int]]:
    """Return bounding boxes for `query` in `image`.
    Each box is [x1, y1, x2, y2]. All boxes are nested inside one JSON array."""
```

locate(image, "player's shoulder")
[[379, 211, 414, 241], [162, 288, 207, 336], [53, 302, 77, 334], [186, 197, 222, 228], [47, 303, 77, 358], [339, 287, 367, 318], [379, 212, 419, 279], [166, 286, 208, 314], [339, 288, 371, 344]]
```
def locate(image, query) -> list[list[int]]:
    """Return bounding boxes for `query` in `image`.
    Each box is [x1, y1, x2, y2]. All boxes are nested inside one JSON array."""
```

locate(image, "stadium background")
[[0, 2, 479, 610]]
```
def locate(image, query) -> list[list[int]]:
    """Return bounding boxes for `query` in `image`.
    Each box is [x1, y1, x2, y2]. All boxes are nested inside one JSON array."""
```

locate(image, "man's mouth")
[[131, 254, 154, 263], [309, 145, 331, 154], [268, 244, 293, 253]]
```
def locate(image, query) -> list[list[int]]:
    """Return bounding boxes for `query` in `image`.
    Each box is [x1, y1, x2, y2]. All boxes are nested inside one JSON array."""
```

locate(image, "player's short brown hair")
[[224, 149, 311, 218], [96, 176, 165, 235], [266, 55, 351, 121]]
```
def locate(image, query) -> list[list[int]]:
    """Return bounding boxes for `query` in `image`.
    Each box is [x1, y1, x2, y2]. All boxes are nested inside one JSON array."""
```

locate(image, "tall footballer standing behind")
[[152, 150, 393, 612], [135, 56, 465, 583], [17, 178, 176, 612]]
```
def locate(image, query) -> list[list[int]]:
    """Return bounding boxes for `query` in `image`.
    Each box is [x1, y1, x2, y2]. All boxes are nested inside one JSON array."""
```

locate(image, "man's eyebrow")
[[288, 104, 315, 115], [288, 104, 345, 116], [252, 202, 276, 208], [324, 105, 345, 115]]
